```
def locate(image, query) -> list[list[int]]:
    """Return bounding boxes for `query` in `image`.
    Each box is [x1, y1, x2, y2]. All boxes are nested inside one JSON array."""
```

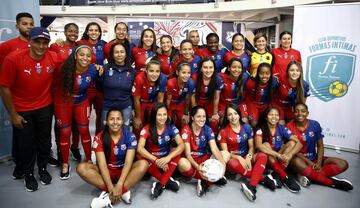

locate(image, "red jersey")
[[104, 39, 116, 59], [0, 49, 59, 111], [217, 124, 253, 157], [244, 78, 278, 105], [131, 46, 156, 74], [271, 47, 301, 77], [49, 42, 74, 63], [157, 53, 172, 76], [166, 77, 195, 105], [132, 72, 167, 103], [181, 124, 214, 158], [223, 51, 251, 70], [0, 37, 29, 64], [169, 55, 202, 75]]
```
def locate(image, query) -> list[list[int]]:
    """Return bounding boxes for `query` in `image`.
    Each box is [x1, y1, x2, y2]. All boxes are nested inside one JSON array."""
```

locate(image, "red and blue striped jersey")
[[170, 55, 202, 75], [286, 120, 323, 161], [256, 125, 293, 152], [181, 124, 215, 158], [217, 124, 253, 157], [132, 72, 167, 103], [195, 47, 228, 73], [166, 77, 195, 105], [140, 124, 180, 157], [93, 128, 137, 170], [219, 72, 250, 105], [244, 77, 278, 105], [77, 39, 107, 65], [131, 46, 156, 74], [192, 74, 224, 101], [223, 51, 251, 71]]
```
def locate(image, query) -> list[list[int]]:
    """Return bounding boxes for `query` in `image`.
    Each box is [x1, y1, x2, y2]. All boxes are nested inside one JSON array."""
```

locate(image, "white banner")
[[293, 3, 360, 152]]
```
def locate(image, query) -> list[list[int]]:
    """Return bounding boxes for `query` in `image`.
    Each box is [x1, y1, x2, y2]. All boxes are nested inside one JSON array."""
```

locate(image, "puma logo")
[[24, 69, 32, 75]]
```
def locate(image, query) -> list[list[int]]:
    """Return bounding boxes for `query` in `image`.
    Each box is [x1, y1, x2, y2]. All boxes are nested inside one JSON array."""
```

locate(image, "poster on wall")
[[293, 3, 360, 152]]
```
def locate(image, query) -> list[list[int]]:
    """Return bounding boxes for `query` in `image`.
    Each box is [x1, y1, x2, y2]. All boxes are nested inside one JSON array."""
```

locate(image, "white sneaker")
[[297, 174, 311, 187], [91, 191, 113, 208], [121, 190, 132, 204]]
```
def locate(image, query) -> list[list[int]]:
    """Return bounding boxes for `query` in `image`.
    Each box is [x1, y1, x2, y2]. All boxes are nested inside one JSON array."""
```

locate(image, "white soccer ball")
[[200, 159, 225, 182]]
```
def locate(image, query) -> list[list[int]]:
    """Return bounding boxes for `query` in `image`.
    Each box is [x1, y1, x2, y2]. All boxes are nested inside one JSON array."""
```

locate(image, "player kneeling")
[[77, 109, 147, 206]]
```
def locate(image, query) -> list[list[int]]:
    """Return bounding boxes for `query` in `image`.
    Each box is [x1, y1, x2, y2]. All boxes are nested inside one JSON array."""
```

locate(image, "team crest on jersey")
[[276, 136, 281, 142], [165, 135, 170, 142], [148, 87, 153, 94], [216, 54, 221, 60], [86, 76, 92, 83], [193, 63, 198, 68], [56, 119, 62, 126], [309, 131, 315, 137], [35, 63, 42, 74], [307, 36, 356, 102], [200, 135, 206, 141], [121, 144, 127, 150]]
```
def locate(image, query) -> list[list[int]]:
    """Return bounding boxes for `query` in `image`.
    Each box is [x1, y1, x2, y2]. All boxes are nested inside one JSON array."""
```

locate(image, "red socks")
[[270, 161, 288, 179], [227, 159, 251, 177], [320, 164, 344, 177], [249, 153, 267, 187], [302, 166, 332, 186]]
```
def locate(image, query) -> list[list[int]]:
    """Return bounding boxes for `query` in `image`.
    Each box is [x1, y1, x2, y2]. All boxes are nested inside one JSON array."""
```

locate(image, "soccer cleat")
[[71, 148, 82, 161], [165, 177, 180, 192], [196, 179, 209, 197], [24, 174, 38, 192], [282, 176, 301, 193], [262, 174, 276, 191], [213, 176, 227, 186], [91, 191, 113, 208], [12, 165, 24, 180], [48, 155, 60, 167], [60, 165, 71, 180], [297, 174, 311, 187], [331, 177, 353, 191], [241, 183, 256, 201], [271, 172, 283, 188], [121, 190, 132, 204], [39, 168, 52, 185], [151, 182, 164, 200]]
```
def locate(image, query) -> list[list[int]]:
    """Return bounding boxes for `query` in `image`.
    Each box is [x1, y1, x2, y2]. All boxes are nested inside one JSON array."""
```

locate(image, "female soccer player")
[[50, 23, 79, 62], [157, 35, 179, 76], [244, 62, 278, 128], [137, 103, 185, 199], [170, 39, 202, 75], [100, 42, 135, 130], [286, 103, 353, 191], [131, 28, 157, 74], [274, 61, 310, 123], [249, 32, 273, 77], [53, 45, 103, 179], [192, 58, 223, 134], [104, 22, 133, 60], [271, 31, 302, 77], [223, 33, 251, 71], [254, 106, 302, 193], [178, 105, 226, 197], [132, 59, 167, 133], [219, 58, 250, 124], [195, 33, 228, 73], [77, 109, 147, 205], [165, 62, 195, 129], [218, 104, 276, 201]]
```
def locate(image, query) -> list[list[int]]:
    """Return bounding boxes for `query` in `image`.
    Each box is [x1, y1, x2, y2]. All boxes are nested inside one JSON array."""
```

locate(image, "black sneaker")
[[282, 176, 301, 193], [165, 177, 180, 192], [262, 174, 276, 191], [71, 148, 81, 161], [272, 172, 283, 188], [24, 174, 38, 192], [39, 169, 52, 185], [60, 165, 71, 180], [241, 183, 256, 201], [196, 179, 209, 197], [213, 176, 227, 186], [151, 182, 164, 200], [48, 156, 60, 167], [331, 177, 353, 191], [12, 165, 24, 180]]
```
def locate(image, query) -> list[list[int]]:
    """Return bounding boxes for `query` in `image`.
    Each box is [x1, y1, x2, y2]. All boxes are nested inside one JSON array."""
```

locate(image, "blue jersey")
[[256, 125, 292, 152], [275, 74, 310, 107], [181, 124, 215, 158], [93, 127, 137, 169], [196, 47, 228, 73], [73, 64, 98, 104], [166, 77, 195, 104], [101, 63, 135, 110], [286, 120, 323, 161], [140, 123, 180, 157]]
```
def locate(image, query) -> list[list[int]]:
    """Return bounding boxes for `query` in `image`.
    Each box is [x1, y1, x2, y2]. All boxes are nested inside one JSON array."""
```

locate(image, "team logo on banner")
[[306, 36, 357, 102]]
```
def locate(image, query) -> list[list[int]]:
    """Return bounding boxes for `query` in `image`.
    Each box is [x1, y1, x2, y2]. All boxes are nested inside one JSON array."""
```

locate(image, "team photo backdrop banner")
[[293, 3, 360, 152], [0, 0, 40, 158]]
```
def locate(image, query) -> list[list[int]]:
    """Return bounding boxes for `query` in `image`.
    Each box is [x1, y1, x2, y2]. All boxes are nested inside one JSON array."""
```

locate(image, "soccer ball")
[[200, 159, 225, 182], [328, 81, 348, 97]]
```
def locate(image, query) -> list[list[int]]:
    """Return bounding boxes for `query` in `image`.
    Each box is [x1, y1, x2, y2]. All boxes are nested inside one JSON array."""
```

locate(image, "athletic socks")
[[301, 166, 332, 186], [270, 161, 288, 180], [249, 153, 267, 187], [227, 159, 251, 177], [320, 164, 344, 177]]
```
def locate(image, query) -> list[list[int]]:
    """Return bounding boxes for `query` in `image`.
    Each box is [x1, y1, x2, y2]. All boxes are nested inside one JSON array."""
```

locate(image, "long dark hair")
[[256, 106, 280, 143], [286, 61, 305, 104], [149, 103, 170, 146], [226, 58, 245, 101], [107, 42, 130, 67], [195, 57, 217, 101], [81, 22, 102, 41], [61, 45, 91, 99], [101, 108, 123, 162], [222, 103, 243, 128], [279, 31, 292, 48], [146, 57, 162, 87], [159, 35, 178, 63], [138, 28, 157, 53], [114, 22, 130, 53], [189, 105, 208, 138], [231, 33, 245, 50], [254, 62, 274, 103]]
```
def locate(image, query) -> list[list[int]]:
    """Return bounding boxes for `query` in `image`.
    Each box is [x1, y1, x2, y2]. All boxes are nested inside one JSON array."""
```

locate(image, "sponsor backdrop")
[[293, 3, 360, 152], [0, 0, 40, 158]]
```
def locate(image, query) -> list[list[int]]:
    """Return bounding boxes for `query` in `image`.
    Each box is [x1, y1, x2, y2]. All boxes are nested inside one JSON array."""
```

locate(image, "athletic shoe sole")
[[60, 166, 71, 180], [331, 177, 353, 186], [241, 183, 255, 201], [297, 175, 311, 187], [283, 181, 300, 193]]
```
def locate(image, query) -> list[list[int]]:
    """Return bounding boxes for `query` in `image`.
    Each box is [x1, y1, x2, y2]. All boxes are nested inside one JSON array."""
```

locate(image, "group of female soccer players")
[[48, 21, 353, 205]]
